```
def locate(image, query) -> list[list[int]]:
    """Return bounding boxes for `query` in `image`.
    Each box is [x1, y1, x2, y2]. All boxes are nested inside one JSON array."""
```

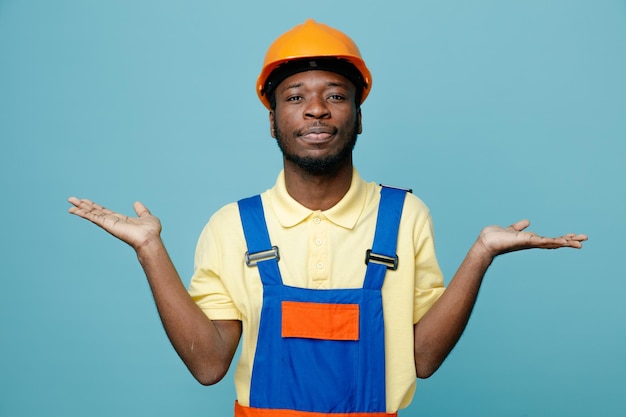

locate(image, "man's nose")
[[304, 96, 330, 119]]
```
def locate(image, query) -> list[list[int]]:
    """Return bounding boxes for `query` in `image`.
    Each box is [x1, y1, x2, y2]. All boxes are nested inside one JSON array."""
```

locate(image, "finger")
[[538, 235, 586, 249], [69, 198, 116, 218], [573, 233, 588, 242], [133, 201, 150, 217], [565, 234, 588, 248], [509, 219, 530, 232], [71, 198, 98, 212], [68, 198, 111, 224], [68, 197, 95, 211], [83, 199, 115, 215], [558, 233, 588, 243], [68, 196, 82, 207], [68, 197, 95, 216]]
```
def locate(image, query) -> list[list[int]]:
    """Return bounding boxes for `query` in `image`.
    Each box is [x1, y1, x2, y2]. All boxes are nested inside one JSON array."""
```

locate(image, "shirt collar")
[[268, 168, 367, 230]]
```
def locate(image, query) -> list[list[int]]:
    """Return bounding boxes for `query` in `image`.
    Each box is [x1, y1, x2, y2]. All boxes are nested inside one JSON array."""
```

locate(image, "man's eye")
[[286, 96, 302, 101], [329, 95, 345, 101]]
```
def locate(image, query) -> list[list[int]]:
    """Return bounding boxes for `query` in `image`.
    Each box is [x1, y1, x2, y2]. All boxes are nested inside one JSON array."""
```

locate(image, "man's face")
[[270, 70, 362, 177]]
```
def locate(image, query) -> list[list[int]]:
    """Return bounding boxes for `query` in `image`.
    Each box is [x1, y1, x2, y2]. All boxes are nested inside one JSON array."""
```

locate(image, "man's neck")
[[283, 161, 353, 211]]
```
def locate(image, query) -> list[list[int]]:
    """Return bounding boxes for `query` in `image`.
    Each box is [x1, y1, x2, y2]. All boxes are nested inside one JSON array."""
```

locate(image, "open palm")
[[68, 197, 162, 250], [478, 219, 587, 257]]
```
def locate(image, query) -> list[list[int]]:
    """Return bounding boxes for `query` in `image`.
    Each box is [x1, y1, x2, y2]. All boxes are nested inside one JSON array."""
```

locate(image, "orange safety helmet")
[[257, 19, 372, 110]]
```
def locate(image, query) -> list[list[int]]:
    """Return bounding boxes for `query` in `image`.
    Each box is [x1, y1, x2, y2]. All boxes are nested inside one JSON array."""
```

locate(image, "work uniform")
[[188, 169, 445, 414]]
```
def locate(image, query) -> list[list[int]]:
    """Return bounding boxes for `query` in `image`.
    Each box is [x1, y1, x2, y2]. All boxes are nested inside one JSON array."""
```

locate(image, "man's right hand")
[[68, 196, 241, 384], [68, 197, 162, 251]]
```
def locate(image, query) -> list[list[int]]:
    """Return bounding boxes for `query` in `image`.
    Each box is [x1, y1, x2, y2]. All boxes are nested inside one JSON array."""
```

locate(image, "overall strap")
[[238, 195, 282, 286], [363, 186, 407, 291]]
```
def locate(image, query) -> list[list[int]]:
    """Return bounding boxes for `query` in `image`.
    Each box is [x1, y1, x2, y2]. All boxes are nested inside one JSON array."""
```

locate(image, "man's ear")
[[357, 108, 363, 134], [269, 110, 276, 138]]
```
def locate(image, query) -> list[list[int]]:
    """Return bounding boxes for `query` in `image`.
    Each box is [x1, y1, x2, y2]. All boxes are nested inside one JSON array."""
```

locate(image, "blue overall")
[[236, 186, 407, 416]]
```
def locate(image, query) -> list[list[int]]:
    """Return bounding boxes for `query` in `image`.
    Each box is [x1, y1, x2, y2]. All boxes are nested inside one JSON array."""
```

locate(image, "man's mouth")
[[297, 125, 337, 142]]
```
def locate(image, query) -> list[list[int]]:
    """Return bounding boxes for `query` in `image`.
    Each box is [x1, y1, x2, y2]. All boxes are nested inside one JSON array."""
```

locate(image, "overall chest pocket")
[[281, 301, 360, 341], [277, 300, 362, 412]]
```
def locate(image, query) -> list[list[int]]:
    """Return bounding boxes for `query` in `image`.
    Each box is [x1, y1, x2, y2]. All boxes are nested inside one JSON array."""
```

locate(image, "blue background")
[[1, 1, 624, 416]]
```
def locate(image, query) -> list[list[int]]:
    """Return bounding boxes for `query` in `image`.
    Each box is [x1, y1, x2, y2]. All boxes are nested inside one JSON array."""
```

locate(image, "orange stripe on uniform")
[[235, 402, 397, 417], [281, 301, 359, 341]]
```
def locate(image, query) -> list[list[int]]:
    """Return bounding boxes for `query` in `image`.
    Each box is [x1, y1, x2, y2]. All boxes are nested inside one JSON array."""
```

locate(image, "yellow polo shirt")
[[188, 169, 445, 412]]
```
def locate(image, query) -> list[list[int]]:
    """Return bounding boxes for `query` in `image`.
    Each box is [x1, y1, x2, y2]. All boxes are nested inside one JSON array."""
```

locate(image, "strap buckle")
[[245, 246, 280, 267], [365, 249, 399, 270], [379, 184, 413, 194]]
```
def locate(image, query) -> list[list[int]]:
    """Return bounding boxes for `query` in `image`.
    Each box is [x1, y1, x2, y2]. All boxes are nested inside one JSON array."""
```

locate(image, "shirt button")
[[315, 239, 323, 246], [313, 218, 321, 224], [316, 262, 324, 269]]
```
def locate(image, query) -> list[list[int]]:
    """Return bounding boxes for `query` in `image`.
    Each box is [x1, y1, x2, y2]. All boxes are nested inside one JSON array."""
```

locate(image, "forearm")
[[412, 219, 587, 378], [413, 242, 493, 378], [136, 238, 240, 385]]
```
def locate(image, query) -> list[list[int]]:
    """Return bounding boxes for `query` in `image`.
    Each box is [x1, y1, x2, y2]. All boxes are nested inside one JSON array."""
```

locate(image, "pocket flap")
[[281, 301, 359, 341]]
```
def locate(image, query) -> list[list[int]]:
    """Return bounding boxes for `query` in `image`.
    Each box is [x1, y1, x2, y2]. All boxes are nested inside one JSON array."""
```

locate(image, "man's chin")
[[285, 154, 349, 177]]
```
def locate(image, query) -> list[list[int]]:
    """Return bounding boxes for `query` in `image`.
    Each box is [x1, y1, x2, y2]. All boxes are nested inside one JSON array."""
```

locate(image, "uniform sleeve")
[[413, 213, 445, 323], [188, 217, 243, 321]]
